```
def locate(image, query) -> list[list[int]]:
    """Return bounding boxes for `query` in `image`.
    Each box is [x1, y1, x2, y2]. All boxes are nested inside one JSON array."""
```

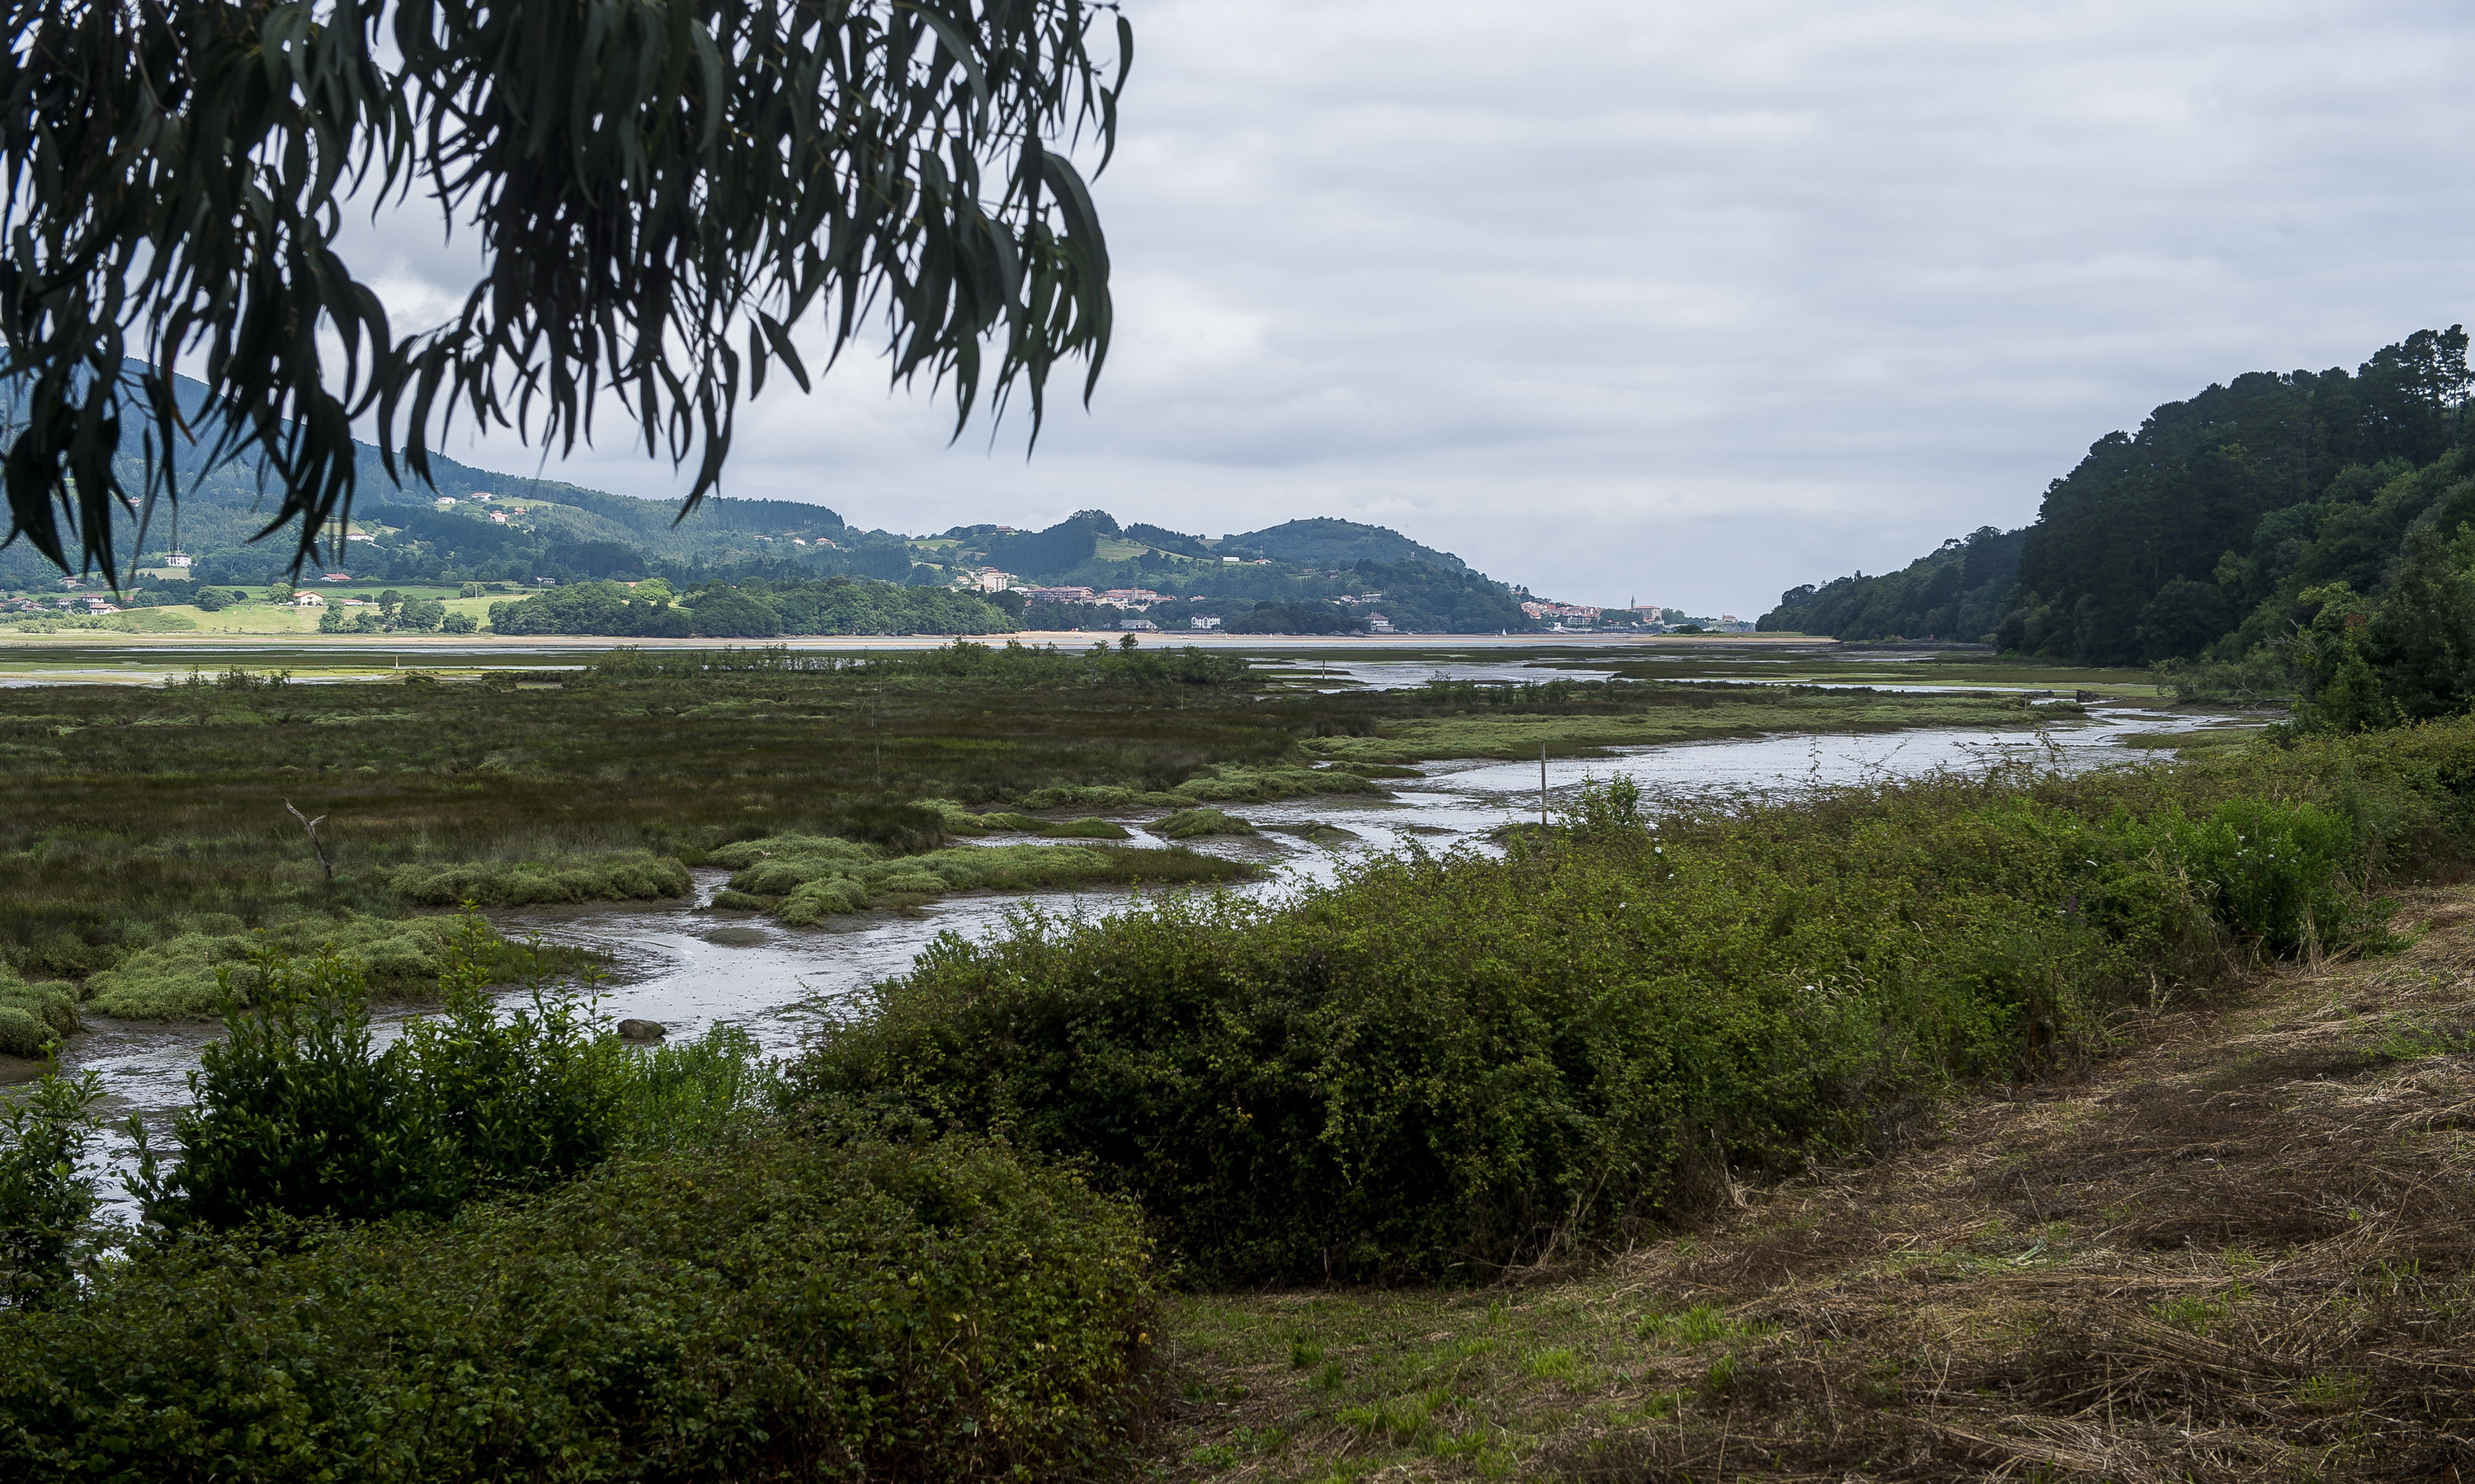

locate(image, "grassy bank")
[[795, 720, 2475, 1288], [1157, 885, 2475, 1481], [7, 674, 2465, 1478]]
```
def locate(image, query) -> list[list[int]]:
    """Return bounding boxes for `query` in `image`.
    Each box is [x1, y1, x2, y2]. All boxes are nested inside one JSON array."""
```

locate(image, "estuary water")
[[30, 649, 2244, 1208]]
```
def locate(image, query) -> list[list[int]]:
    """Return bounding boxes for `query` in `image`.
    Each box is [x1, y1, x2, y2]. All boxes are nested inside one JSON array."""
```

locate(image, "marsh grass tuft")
[[390, 852, 691, 907], [1154, 808, 1260, 840], [709, 835, 1254, 925], [81, 914, 589, 1020]]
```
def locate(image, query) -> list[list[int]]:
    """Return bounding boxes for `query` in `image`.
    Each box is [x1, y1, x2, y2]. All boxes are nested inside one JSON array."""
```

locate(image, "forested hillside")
[[0, 371, 1534, 634], [1761, 327, 2473, 667], [1760, 525, 2022, 642]]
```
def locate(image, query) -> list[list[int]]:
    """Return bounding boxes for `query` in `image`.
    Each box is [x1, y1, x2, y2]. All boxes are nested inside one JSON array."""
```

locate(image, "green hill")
[[1760, 525, 2024, 643], [1761, 326, 2473, 665], [1218, 517, 1469, 572], [926, 511, 1526, 633], [0, 375, 1538, 634]]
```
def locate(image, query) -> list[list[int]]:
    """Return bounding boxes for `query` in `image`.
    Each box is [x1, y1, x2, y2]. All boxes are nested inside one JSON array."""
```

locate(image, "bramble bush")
[[2, 919, 1162, 1481], [0, 1061, 102, 1309], [791, 723, 2475, 1285], [0, 1132, 1159, 1482], [130, 919, 632, 1229], [129, 914, 763, 1230]]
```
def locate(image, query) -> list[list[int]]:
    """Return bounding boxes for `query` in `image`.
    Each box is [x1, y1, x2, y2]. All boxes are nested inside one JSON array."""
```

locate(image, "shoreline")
[[0, 629, 1832, 648], [0, 629, 1843, 684]]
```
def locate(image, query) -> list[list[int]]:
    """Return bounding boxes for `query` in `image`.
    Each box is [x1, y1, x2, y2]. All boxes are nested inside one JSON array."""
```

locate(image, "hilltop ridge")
[[0, 373, 1539, 634]]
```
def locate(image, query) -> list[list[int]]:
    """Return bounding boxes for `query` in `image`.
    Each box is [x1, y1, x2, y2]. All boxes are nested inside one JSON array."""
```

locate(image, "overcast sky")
[[371, 0, 2475, 615]]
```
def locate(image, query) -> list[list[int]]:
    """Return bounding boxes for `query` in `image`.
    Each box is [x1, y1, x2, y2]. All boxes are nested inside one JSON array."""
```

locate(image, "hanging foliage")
[[0, 0, 1128, 575]]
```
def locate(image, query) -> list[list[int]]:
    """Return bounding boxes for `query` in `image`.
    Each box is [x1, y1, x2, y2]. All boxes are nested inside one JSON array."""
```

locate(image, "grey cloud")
[[403, 0, 2475, 614]]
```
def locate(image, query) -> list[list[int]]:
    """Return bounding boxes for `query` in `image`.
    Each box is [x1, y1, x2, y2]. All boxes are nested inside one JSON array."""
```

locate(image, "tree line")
[[1761, 327, 2475, 728], [486, 577, 1012, 638]]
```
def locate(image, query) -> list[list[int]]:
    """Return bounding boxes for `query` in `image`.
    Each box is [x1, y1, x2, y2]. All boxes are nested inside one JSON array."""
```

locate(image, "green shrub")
[[915, 797, 994, 834], [0, 1009, 47, 1059], [0, 974, 78, 1053], [131, 921, 639, 1230], [620, 1024, 778, 1150], [1154, 808, 1260, 840], [0, 1064, 101, 1309], [130, 948, 426, 1228], [0, 1132, 1159, 1481], [709, 833, 880, 896], [794, 744, 2441, 1285], [389, 851, 691, 907], [2159, 799, 2381, 953], [779, 876, 871, 925]]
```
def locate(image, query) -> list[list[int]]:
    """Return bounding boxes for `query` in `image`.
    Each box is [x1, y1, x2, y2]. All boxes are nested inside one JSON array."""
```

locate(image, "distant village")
[[0, 494, 1753, 638], [1518, 600, 1753, 634], [944, 561, 1748, 636]]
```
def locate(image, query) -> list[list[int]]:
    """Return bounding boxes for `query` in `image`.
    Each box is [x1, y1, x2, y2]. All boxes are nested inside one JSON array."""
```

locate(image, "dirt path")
[[1162, 889, 2475, 1482]]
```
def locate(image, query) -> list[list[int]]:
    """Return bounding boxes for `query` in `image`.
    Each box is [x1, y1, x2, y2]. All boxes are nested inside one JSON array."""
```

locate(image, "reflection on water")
[[33, 669, 2234, 1209]]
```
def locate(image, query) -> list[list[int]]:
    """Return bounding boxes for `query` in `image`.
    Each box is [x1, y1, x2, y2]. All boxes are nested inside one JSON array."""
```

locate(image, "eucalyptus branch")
[[0, 0, 1129, 578]]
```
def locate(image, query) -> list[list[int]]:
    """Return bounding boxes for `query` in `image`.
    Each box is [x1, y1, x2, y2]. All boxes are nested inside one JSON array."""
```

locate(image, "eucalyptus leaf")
[[0, 0, 1127, 579]]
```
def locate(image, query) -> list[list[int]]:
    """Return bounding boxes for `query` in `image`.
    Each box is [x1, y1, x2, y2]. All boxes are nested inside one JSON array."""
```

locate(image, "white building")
[[1366, 613, 1396, 634], [1190, 615, 1222, 630], [1521, 601, 1604, 623], [163, 551, 193, 569]]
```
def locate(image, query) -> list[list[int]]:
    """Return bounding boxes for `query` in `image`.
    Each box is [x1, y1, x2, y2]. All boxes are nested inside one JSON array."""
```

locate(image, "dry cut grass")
[[1158, 888, 2475, 1482]]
